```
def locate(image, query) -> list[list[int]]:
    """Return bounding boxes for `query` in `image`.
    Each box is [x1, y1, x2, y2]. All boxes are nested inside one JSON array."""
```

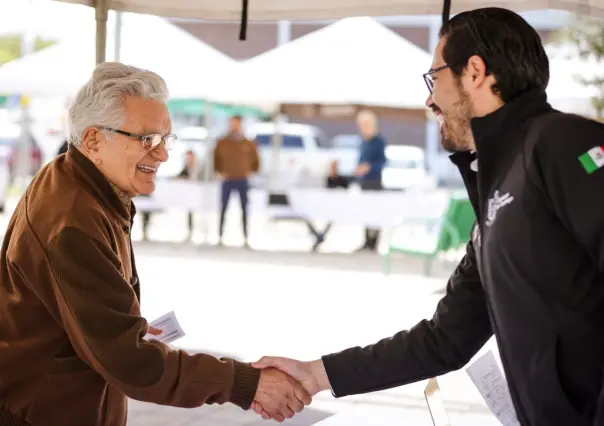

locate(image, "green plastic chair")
[[382, 195, 475, 276]]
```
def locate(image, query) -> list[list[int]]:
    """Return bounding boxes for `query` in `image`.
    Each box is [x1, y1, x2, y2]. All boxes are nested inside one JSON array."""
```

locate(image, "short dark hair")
[[439, 7, 549, 103], [231, 115, 242, 121]]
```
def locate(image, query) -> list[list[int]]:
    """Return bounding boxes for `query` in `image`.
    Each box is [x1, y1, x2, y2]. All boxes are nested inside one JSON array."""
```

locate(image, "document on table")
[[466, 350, 521, 426], [143, 311, 186, 344]]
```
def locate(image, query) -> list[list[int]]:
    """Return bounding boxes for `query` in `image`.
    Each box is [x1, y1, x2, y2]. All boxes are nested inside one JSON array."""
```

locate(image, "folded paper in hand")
[[466, 349, 521, 426], [144, 311, 186, 344]]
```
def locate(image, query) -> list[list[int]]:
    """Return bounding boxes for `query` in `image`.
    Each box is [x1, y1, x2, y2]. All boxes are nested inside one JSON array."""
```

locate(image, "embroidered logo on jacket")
[[485, 190, 514, 227]]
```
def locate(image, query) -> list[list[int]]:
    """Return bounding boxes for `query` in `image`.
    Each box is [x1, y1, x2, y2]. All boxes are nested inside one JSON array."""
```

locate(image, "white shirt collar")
[[470, 151, 478, 172]]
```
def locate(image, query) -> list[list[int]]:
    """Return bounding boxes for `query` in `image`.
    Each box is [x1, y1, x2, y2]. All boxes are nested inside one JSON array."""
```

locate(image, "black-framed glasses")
[[423, 64, 451, 94], [99, 127, 177, 150]]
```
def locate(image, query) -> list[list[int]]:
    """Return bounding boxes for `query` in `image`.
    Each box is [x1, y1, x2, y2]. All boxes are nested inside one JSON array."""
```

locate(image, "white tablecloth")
[[313, 408, 434, 426], [132, 182, 453, 229], [288, 188, 451, 228], [133, 180, 269, 213], [312, 406, 497, 426]]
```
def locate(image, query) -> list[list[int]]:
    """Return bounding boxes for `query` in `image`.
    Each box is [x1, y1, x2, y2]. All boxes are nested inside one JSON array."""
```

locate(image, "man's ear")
[[81, 127, 101, 155], [466, 55, 487, 88]]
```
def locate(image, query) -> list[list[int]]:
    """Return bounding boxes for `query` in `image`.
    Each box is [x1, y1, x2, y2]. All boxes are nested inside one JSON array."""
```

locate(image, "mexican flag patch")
[[578, 146, 604, 174]]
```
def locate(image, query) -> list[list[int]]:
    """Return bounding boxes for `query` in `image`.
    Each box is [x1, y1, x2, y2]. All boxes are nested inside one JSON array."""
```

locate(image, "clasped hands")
[[250, 357, 328, 422]]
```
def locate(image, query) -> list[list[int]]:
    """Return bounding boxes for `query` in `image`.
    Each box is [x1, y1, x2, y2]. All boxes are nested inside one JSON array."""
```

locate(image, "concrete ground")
[[123, 241, 499, 426]]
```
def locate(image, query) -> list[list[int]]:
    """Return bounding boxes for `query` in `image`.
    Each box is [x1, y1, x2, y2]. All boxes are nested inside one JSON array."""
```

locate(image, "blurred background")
[[0, 1, 602, 425]]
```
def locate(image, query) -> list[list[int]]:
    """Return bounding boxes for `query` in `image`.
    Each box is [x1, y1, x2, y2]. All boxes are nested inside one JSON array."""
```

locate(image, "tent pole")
[[442, 0, 452, 24], [114, 11, 123, 62], [95, 0, 109, 64]]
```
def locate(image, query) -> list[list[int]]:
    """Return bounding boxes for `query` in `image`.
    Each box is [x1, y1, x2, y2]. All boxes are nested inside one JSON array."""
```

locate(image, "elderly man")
[[354, 109, 387, 251], [0, 62, 309, 426]]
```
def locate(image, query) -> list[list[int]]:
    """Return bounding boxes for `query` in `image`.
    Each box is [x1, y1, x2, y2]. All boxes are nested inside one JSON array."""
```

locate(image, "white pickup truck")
[[248, 122, 358, 192]]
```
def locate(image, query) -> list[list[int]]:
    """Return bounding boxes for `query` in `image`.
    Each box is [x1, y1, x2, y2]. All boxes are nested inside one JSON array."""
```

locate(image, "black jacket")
[[322, 90, 604, 426]]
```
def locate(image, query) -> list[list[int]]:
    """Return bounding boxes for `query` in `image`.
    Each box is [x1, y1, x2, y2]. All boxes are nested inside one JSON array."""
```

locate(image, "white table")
[[133, 180, 269, 214], [313, 407, 435, 426], [312, 406, 498, 426], [287, 187, 451, 228]]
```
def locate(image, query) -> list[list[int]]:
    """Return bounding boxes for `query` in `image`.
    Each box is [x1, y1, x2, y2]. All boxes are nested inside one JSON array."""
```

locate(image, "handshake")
[[250, 356, 331, 422]]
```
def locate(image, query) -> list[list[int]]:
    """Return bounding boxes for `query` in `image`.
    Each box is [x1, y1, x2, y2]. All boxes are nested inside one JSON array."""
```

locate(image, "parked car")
[[248, 122, 359, 192], [382, 145, 436, 191]]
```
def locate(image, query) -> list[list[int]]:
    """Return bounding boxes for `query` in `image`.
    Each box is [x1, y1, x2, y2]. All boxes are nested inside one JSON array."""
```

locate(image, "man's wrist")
[[308, 359, 331, 392]]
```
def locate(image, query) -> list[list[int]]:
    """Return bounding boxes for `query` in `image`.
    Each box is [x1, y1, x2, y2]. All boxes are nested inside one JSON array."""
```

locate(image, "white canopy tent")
[[0, 12, 263, 108], [55, 0, 604, 20], [52, 0, 604, 65], [237, 17, 432, 112]]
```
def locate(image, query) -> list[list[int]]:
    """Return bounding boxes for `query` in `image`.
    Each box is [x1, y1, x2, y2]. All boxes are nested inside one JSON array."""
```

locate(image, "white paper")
[[466, 350, 521, 426], [143, 311, 186, 344], [424, 378, 451, 426]]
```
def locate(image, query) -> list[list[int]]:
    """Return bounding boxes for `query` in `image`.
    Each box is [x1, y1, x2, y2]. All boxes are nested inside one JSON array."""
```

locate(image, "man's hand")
[[253, 357, 330, 396], [355, 163, 370, 176], [252, 367, 312, 422]]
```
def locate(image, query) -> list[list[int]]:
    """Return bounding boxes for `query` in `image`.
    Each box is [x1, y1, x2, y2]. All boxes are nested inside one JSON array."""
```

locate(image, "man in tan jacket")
[[0, 63, 309, 426], [214, 115, 259, 247]]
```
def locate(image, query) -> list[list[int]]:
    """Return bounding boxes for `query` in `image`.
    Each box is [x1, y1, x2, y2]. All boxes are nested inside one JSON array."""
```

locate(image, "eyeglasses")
[[99, 127, 177, 150], [422, 64, 451, 94]]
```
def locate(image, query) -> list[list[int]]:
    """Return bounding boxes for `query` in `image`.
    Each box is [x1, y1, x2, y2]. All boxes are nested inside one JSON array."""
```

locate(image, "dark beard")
[[440, 81, 474, 153]]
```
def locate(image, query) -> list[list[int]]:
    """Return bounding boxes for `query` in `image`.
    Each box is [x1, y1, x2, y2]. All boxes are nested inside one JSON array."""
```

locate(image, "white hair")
[[68, 62, 169, 146]]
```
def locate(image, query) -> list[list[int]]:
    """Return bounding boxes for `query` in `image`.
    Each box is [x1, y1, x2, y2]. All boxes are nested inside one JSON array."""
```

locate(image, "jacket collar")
[[449, 88, 553, 169], [471, 88, 552, 154], [66, 144, 132, 223]]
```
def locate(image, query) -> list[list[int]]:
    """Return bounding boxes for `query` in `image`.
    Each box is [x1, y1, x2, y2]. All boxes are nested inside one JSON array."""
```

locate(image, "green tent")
[[0, 96, 7, 107], [167, 98, 268, 119]]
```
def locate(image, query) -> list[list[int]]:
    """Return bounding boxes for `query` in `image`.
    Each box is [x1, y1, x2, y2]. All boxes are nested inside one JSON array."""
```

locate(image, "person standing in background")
[[178, 150, 197, 241], [140, 149, 198, 242], [354, 110, 387, 252], [214, 115, 259, 248]]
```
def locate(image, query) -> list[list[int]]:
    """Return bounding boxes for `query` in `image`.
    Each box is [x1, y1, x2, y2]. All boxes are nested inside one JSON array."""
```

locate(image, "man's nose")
[[425, 94, 434, 108], [152, 142, 169, 162]]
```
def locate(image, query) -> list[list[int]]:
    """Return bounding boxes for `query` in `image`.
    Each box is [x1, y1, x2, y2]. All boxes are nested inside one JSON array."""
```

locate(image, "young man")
[[252, 8, 604, 426]]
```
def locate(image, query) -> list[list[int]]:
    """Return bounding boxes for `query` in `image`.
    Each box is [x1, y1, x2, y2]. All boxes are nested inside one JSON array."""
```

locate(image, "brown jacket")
[[214, 134, 259, 179], [0, 145, 259, 426]]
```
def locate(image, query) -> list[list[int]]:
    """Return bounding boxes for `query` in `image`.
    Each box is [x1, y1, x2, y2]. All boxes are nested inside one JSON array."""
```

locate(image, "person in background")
[[354, 109, 387, 252], [214, 115, 259, 248], [306, 160, 349, 251], [140, 149, 197, 242], [0, 62, 309, 425], [178, 149, 197, 241]]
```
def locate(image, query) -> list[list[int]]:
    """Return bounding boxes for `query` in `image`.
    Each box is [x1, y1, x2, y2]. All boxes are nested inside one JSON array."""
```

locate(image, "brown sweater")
[[0, 145, 260, 426], [214, 135, 260, 180]]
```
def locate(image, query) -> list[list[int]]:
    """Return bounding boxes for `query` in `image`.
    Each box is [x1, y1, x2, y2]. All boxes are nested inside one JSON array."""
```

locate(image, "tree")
[[559, 16, 604, 119], [0, 35, 56, 65]]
